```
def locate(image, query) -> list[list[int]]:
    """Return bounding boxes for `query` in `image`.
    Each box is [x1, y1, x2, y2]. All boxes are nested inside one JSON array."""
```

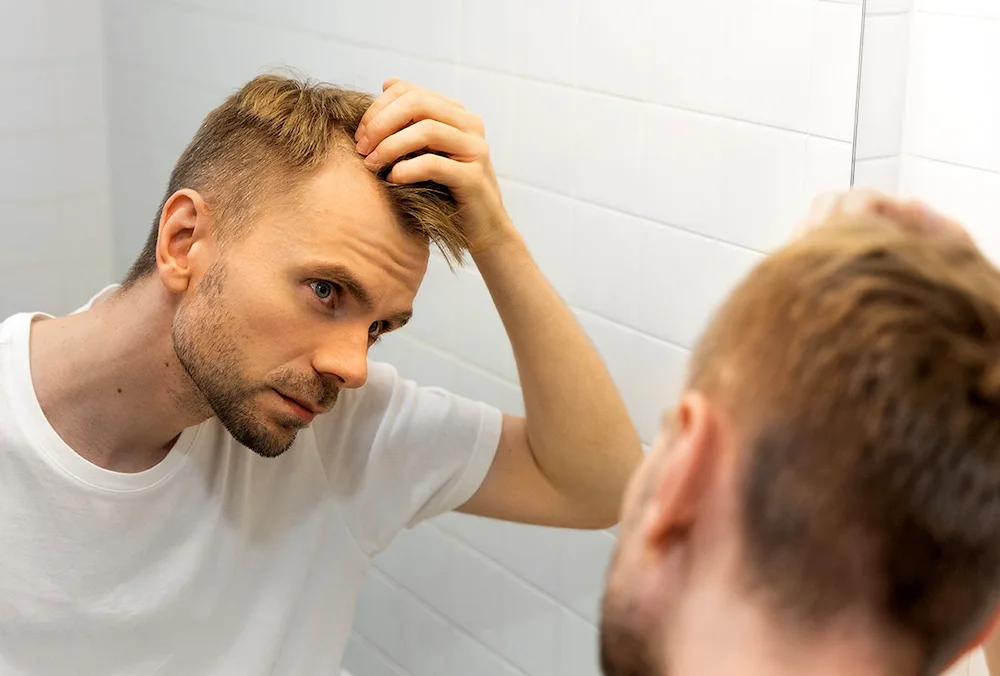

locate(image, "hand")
[[796, 188, 973, 244], [355, 79, 514, 254]]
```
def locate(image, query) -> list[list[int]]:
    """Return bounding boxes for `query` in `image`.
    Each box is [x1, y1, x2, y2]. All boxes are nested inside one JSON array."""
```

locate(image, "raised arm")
[[356, 79, 643, 529]]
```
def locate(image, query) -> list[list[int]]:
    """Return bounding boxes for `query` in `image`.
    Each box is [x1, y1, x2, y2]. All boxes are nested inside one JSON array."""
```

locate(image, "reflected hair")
[[689, 216, 1000, 674]]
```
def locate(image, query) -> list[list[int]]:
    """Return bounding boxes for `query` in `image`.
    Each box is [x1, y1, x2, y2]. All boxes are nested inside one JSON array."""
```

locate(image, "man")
[[0, 75, 642, 674], [600, 192, 1000, 676]]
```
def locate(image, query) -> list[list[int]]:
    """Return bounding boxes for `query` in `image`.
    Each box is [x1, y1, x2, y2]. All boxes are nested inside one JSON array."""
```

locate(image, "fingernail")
[[364, 150, 379, 167], [356, 136, 370, 154], [354, 125, 365, 142]]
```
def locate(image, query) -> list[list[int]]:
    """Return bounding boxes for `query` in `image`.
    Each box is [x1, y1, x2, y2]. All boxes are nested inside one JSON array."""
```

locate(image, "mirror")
[[854, 3, 998, 675]]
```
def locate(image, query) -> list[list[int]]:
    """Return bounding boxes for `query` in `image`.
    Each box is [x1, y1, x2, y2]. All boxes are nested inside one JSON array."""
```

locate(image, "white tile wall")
[[97, 1, 861, 675], [0, 0, 112, 319], [854, 1, 1000, 670]]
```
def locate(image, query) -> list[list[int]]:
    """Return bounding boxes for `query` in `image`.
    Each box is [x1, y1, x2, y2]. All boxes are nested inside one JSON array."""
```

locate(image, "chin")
[[221, 410, 305, 459]]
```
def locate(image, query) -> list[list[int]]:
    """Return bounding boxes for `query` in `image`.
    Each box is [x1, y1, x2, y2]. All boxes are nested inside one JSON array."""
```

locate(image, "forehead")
[[227, 155, 430, 310], [250, 156, 427, 264]]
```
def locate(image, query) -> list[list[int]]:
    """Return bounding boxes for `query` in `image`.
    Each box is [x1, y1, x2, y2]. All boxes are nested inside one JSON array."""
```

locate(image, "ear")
[[643, 391, 724, 550], [156, 189, 217, 294]]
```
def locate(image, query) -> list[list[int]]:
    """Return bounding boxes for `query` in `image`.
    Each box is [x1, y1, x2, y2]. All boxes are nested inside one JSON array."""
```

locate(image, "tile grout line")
[[366, 567, 535, 676]]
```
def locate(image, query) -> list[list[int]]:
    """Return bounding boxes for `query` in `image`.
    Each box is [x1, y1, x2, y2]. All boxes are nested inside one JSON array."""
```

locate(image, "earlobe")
[[156, 189, 214, 294], [645, 392, 722, 549]]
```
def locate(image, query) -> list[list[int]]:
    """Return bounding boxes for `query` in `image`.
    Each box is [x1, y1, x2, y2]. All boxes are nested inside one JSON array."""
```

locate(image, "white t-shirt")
[[0, 288, 503, 676]]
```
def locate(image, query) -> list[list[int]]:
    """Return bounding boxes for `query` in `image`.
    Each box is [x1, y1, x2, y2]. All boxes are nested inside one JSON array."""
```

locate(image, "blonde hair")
[[690, 216, 1000, 673], [122, 73, 467, 288]]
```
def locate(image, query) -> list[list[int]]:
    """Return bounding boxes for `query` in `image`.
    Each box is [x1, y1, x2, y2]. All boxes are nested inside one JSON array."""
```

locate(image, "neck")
[[29, 280, 211, 472], [664, 584, 910, 676]]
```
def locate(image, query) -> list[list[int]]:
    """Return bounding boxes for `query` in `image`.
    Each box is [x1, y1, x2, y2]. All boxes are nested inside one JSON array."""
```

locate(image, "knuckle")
[[474, 138, 491, 161]]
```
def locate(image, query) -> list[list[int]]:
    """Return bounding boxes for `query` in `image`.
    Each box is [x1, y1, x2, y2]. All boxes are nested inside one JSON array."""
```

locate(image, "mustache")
[[269, 372, 341, 411]]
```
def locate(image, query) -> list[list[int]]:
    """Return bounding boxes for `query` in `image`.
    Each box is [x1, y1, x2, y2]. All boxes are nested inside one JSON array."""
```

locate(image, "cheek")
[[219, 281, 311, 363]]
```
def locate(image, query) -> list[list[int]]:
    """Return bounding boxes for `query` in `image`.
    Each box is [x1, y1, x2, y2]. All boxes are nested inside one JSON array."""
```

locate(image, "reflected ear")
[[156, 189, 216, 294], [643, 391, 723, 551]]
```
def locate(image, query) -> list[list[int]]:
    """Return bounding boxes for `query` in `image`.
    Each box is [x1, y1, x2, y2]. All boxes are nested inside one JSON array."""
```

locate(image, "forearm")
[[472, 220, 643, 521]]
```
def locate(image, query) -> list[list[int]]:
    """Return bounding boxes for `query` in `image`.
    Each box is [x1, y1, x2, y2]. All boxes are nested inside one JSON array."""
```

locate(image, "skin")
[[599, 190, 998, 676], [28, 78, 643, 529]]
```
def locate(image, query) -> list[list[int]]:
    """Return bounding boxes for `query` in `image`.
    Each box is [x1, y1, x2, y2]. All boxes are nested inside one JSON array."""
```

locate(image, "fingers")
[[364, 118, 488, 170], [385, 152, 482, 191], [357, 80, 466, 144], [797, 189, 973, 244], [357, 89, 481, 156]]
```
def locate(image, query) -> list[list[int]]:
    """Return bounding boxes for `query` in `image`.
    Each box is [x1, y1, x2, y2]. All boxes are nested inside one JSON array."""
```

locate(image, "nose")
[[312, 329, 370, 390]]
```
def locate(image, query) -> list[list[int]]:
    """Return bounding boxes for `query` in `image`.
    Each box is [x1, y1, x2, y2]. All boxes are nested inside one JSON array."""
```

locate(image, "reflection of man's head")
[[602, 216, 1000, 676]]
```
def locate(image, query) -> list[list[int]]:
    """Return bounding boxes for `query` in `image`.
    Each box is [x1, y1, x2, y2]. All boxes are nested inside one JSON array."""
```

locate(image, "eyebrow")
[[305, 263, 413, 327]]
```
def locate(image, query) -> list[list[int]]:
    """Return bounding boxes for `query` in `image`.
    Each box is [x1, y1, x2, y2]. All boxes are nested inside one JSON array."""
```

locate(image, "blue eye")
[[311, 281, 335, 301]]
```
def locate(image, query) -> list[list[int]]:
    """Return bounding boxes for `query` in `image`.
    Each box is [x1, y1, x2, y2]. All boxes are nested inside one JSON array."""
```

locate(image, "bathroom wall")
[[0, 0, 112, 319], [99, 1, 864, 675], [853, 0, 1000, 264]]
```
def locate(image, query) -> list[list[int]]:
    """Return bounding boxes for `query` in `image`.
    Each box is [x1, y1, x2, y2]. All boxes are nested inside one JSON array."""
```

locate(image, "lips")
[[281, 393, 320, 415], [274, 389, 320, 421]]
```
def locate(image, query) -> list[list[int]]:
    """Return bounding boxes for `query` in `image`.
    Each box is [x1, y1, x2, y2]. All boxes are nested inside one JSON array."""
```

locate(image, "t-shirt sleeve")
[[315, 361, 503, 556]]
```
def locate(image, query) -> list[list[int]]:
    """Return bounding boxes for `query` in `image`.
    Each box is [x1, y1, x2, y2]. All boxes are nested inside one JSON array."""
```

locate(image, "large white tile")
[[635, 221, 765, 348], [0, 262, 68, 318], [450, 268, 519, 383], [575, 0, 651, 99], [444, 537, 560, 676], [555, 610, 602, 676], [575, 311, 642, 418], [462, 0, 577, 85], [406, 257, 461, 355], [570, 205, 642, 328], [452, 366, 525, 416], [852, 156, 901, 193], [647, 0, 814, 131], [430, 515, 562, 601], [626, 332, 691, 445], [499, 181, 578, 302], [866, 0, 915, 14], [571, 93, 647, 214], [638, 107, 807, 253], [904, 12, 1000, 172], [502, 80, 584, 196], [0, 61, 105, 133], [373, 524, 458, 620], [854, 13, 910, 160], [458, 70, 516, 178], [554, 530, 617, 624], [899, 158, 1000, 267], [108, 69, 216, 162], [807, 2, 864, 142], [369, 334, 464, 397], [0, 0, 102, 62], [335, 0, 462, 62], [342, 634, 408, 676], [917, 0, 1000, 20], [802, 137, 855, 217], [353, 571, 456, 676], [0, 202, 62, 268], [452, 632, 525, 676], [0, 132, 108, 203]]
